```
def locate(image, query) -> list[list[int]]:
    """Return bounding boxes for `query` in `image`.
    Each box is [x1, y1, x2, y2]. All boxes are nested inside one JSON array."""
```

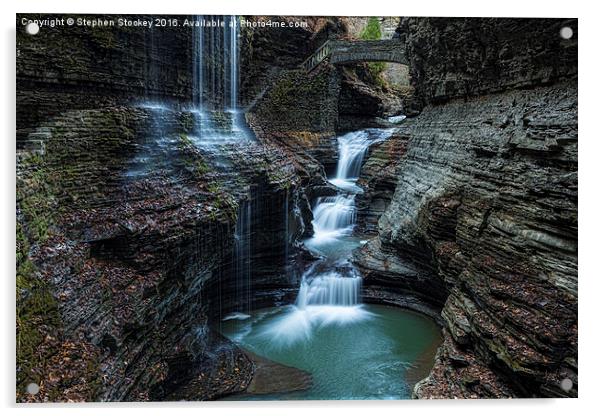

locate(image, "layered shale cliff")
[[16, 15, 307, 402], [16, 14, 578, 402], [17, 14, 197, 145], [16, 105, 308, 401], [355, 17, 578, 398]]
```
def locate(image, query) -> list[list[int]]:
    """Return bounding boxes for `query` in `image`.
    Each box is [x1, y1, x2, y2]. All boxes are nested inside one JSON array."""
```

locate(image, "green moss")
[[16, 152, 62, 394], [195, 159, 209, 175], [178, 134, 211, 176], [179, 133, 192, 147], [208, 183, 224, 211], [270, 71, 328, 107], [257, 69, 334, 131], [16, 221, 61, 393], [17, 154, 55, 243], [180, 113, 195, 132]]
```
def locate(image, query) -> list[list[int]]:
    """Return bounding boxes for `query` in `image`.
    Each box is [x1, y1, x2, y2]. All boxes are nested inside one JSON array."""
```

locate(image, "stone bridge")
[[301, 39, 408, 72]]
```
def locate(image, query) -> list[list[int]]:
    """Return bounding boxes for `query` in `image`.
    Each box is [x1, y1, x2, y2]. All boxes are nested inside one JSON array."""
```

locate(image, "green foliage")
[[367, 62, 387, 87], [360, 18, 387, 88], [360, 17, 382, 41]]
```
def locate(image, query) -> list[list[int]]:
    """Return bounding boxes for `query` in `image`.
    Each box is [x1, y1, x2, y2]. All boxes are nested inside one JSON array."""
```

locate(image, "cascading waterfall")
[[223, 199, 253, 322], [192, 15, 251, 144], [263, 128, 395, 346], [300, 131, 386, 309], [329, 129, 394, 192], [228, 15, 238, 110], [195, 15, 238, 110], [307, 195, 356, 243], [296, 271, 361, 308]]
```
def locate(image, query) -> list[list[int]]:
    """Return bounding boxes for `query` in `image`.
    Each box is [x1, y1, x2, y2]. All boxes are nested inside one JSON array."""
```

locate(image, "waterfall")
[[310, 195, 356, 242], [300, 129, 397, 307], [234, 199, 252, 315], [335, 131, 373, 180], [260, 128, 396, 346], [192, 15, 251, 144], [196, 15, 204, 107], [298, 130, 394, 307], [296, 272, 361, 308], [284, 189, 289, 270], [228, 15, 238, 110], [195, 15, 238, 110], [329, 129, 395, 192]]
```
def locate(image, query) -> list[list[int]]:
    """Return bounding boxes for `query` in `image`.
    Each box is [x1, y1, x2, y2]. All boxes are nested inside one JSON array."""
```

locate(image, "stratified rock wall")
[[16, 105, 306, 401], [16, 13, 308, 400], [397, 17, 577, 105], [16, 14, 196, 144], [239, 16, 336, 108], [356, 17, 577, 398]]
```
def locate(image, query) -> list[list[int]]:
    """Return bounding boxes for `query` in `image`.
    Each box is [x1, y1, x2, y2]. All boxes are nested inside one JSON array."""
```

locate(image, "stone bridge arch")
[[302, 39, 408, 72]]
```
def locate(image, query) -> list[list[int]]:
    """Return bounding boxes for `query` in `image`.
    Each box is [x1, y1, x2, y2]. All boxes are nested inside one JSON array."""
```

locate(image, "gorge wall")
[[17, 14, 197, 145], [16, 14, 578, 402], [355, 17, 578, 397], [16, 104, 307, 401], [16, 15, 309, 402]]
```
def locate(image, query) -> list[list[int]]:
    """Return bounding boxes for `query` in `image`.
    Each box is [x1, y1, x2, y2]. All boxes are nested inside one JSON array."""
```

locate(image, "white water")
[[260, 128, 395, 347], [329, 128, 396, 193], [307, 128, 395, 248], [192, 15, 251, 144], [229, 15, 238, 110], [388, 114, 407, 124], [309, 195, 356, 243], [233, 199, 252, 315], [222, 312, 251, 321], [296, 271, 361, 308], [195, 14, 236, 111]]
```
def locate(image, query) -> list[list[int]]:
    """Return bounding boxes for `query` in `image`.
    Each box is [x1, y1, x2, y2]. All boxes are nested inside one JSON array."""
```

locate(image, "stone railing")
[[301, 39, 408, 72]]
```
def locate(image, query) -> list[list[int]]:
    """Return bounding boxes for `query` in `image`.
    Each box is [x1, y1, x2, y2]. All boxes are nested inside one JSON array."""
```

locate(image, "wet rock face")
[[337, 72, 404, 132], [357, 82, 577, 397], [16, 14, 196, 144], [16, 106, 305, 401], [246, 60, 344, 180], [356, 17, 578, 398], [397, 17, 578, 106], [355, 132, 409, 235]]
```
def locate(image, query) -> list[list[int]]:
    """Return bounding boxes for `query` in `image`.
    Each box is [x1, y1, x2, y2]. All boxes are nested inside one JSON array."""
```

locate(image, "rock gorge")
[[16, 15, 577, 401]]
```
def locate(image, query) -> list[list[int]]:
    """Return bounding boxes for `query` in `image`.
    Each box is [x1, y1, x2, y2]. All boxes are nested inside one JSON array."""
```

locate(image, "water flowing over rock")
[[16, 14, 309, 402], [296, 271, 361, 308], [195, 15, 240, 111], [16, 13, 577, 401], [264, 127, 393, 346], [355, 17, 578, 398]]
